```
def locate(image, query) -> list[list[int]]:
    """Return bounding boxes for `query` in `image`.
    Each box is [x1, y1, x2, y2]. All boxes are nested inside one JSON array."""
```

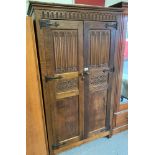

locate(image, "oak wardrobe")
[[28, 2, 125, 154]]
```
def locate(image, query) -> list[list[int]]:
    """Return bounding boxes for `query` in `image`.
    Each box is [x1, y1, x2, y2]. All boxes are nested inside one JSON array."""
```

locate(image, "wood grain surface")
[[27, 2, 126, 154], [26, 16, 49, 155]]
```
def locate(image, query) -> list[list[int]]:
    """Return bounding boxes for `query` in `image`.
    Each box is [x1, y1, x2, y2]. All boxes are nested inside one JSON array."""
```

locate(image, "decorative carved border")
[[27, 1, 123, 18], [40, 10, 118, 21], [56, 78, 78, 93], [89, 67, 108, 93]]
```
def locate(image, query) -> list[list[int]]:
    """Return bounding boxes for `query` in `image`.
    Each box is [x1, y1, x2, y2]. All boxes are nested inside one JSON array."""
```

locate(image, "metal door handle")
[[79, 73, 85, 80], [83, 67, 89, 75], [45, 75, 63, 82], [83, 70, 90, 75], [79, 70, 90, 80]]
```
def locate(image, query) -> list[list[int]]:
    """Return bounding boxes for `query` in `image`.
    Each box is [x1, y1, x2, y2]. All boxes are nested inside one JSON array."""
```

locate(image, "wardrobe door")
[[84, 21, 116, 138], [37, 20, 84, 150]]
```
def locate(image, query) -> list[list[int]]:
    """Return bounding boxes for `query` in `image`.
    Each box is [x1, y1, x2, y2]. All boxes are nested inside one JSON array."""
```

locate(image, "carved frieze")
[[40, 10, 117, 21]]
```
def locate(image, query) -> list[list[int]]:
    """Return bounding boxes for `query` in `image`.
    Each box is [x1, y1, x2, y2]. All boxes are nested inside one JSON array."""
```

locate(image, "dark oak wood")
[[84, 21, 116, 138], [27, 1, 123, 17], [36, 20, 84, 151], [109, 2, 128, 130], [54, 131, 110, 154], [110, 2, 128, 15], [111, 2, 128, 113], [27, 2, 125, 155]]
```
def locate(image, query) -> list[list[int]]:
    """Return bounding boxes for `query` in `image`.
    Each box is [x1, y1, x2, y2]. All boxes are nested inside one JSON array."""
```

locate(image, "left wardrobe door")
[[36, 20, 84, 151]]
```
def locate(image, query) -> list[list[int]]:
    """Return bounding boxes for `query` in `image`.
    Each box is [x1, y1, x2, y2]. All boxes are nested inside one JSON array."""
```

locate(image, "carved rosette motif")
[[56, 78, 78, 93], [89, 67, 108, 93], [41, 10, 117, 21]]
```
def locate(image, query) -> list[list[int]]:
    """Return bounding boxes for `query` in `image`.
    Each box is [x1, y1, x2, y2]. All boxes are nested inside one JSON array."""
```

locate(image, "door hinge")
[[103, 67, 115, 73], [40, 19, 59, 29], [45, 75, 63, 82], [105, 23, 117, 30], [52, 142, 66, 150]]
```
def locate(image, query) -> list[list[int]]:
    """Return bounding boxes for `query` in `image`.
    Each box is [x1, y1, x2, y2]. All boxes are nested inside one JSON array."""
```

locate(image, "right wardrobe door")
[[84, 21, 117, 138]]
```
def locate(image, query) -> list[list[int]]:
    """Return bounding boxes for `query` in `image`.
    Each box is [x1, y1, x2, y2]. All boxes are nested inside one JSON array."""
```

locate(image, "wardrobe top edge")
[[27, 1, 124, 16], [110, 2, 128, 8]]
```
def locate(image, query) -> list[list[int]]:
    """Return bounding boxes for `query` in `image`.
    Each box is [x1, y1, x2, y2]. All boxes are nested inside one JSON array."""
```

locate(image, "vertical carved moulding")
[[89, 30, 110, 67]]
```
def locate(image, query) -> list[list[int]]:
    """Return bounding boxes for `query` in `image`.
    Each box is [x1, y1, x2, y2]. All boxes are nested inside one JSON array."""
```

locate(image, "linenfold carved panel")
[[88, 30, 110, 93], [89, 30, 110, 67], [56, 78, 78, 93], [41, 10, 117, 21], [88, 90, 107, 132], [52, 30, 78, 73], [89, 67, 108, 93]]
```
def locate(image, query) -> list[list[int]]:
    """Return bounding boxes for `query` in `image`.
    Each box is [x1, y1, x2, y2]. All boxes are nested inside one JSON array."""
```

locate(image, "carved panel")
[[52, 30, 78, 73], [88, 29, 110, 93], [89, 67, 108, 93], [88, 91, 107, 132], [89, 30, 110, 67], [56, 96, 79, 141], [56, 78, 78, 93], [41, 10, 117, 21]]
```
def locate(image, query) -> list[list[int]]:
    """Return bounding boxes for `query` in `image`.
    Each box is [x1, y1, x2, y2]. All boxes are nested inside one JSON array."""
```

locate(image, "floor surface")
[[58, 131, 128, 155]]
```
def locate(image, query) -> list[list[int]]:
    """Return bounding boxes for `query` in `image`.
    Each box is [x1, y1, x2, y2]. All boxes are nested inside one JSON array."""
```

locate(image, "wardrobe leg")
[[107, 130, 113, 138]]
